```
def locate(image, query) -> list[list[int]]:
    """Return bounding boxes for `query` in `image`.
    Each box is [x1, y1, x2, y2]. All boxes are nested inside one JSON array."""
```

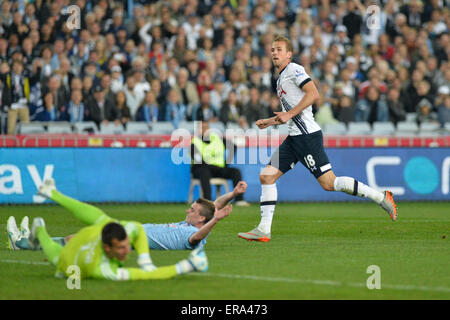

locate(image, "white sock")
[[176, 260, 193, 274], [333, 176, 384, 204], [257, 183, 277, 234]]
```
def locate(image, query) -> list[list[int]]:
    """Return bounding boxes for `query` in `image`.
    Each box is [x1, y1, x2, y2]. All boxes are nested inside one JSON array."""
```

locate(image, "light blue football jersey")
[[142, 221, 207, 250]]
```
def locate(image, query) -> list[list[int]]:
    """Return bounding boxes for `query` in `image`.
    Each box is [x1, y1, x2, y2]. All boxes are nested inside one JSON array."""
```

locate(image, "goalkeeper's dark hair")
[[102, 222, 127, 246], [196, 198, 216, 223]]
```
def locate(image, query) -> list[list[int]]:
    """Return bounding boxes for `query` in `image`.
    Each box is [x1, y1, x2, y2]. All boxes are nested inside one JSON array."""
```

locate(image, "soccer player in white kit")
[[238, 35, 397, 242]]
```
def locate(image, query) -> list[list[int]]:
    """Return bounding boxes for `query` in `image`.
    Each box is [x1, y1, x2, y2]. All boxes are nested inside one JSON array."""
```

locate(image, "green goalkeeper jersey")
[[56, 219, 151, 280]]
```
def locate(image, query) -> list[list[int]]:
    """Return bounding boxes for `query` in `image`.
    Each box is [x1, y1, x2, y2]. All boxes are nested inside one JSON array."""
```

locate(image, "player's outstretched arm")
[[214, 181, 247, 210], [91, 262, 178, 281], [188, 204, 233, 246], [256, 116, 281, 129]]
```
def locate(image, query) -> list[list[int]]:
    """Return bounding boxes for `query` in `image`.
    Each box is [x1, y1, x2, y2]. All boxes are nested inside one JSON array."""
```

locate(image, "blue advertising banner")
[[0, 148, 449, 203]]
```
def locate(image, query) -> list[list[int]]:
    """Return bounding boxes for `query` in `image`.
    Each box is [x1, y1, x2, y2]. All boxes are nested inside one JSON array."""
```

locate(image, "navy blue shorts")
[[269, 131, 332, 179]]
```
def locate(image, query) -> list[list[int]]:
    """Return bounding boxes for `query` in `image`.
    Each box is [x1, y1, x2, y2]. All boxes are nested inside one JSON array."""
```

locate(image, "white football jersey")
[[276, 62, 321, 136]]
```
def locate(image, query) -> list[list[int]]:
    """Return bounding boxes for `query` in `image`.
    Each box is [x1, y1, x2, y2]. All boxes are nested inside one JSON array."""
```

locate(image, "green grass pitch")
[[0, 202, 449, 300]]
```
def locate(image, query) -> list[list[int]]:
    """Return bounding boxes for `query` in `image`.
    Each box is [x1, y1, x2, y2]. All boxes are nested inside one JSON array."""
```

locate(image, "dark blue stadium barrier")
[[0, 147, 449, 204]]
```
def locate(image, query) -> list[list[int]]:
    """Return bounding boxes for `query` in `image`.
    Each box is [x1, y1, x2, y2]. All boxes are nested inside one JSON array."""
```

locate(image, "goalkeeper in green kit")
[[28, 179, 212, 281]]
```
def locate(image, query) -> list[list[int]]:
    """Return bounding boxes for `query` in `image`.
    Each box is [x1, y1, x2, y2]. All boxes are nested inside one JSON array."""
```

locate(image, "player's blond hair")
[[272, 35, 294, 55]]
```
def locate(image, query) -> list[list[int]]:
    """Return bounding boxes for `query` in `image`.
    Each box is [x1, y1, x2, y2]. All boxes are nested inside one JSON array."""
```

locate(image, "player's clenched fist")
[[233, 181, 247, 195]]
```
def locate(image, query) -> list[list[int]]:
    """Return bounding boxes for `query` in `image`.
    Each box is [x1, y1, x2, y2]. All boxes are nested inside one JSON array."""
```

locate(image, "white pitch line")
[[0, 259, 51, 266], [2, 259, 449, 293], [189, 272, 450, 293]]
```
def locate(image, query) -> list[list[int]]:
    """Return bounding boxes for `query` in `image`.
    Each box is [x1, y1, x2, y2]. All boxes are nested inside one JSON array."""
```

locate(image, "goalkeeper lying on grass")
[[7, 179, 231, 281], [8, 180, 245, 252]]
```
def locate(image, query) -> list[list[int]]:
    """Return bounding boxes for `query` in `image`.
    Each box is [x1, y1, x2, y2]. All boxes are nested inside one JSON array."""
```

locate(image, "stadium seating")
[[445, 122, 450, 133], [323, 122, 347, 135], [177, 121, 196, 134], [372, 122, 395, 135], [73, 121, 98, 134], [395, 121, 419, 136], [46, 122, 72, 134], [347, 122, 371, 135], [125, 122, 151, 134], [18, 122, 47, 134], [100, 122, 125, 134], [150, 121, 174, 134], [418, 122, 441, 135], [405, 113, 417, 123], [187, 174, 230, 203]]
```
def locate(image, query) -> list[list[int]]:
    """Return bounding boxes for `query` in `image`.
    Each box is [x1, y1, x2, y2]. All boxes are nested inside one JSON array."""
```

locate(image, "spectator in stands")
[[437, 86, 450, 127], [123, 72, 145, 119], [209, 77, 225, 112], [196, 69, 214, 98], [70, 41, 88, 77], [99, 73, 116, 108], [242, 86, 268, 126], [335, 95, 356, 124], [43, 75, 69, 113], [1, 59, 40, 134], [115, 90, 131, 128], [133, 67, 151, 100], [67, 90, 87, 124], [36, 92, 68, 122], [173, 67, 200, 118], [386, 87, 407, 125], [222, 67, 248, 102], [339, 68, 356, 100], [342, 0, 363, 41], [416, 99, 438, 124], [355, 86, 389, 124], [165, 88, 187, 129], [195, 90, 218, 123], [400, 0, 427, 29], [358, 69, 388, 100], [148, 78, 164, 111], [136, 90, 159, 124], [110, 65, 124, 94], [414, 80, 433, 114], [314, 93, 339, 129], [329, 82, 346, 118], [82, 75, 94, 104], [87, 85, 120, 129], [56, 58, 74, 101], [219, 90, 246, 129]]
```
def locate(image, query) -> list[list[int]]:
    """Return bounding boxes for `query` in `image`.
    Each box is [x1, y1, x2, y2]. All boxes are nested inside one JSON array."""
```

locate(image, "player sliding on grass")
[[238, 35, 397, 243], [8, 180, 246, 252], [17, 178, 216, 281]]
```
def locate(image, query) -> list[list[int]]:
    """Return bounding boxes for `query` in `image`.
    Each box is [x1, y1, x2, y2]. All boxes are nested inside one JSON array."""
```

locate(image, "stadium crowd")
[[0, 0, 449, 135]]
